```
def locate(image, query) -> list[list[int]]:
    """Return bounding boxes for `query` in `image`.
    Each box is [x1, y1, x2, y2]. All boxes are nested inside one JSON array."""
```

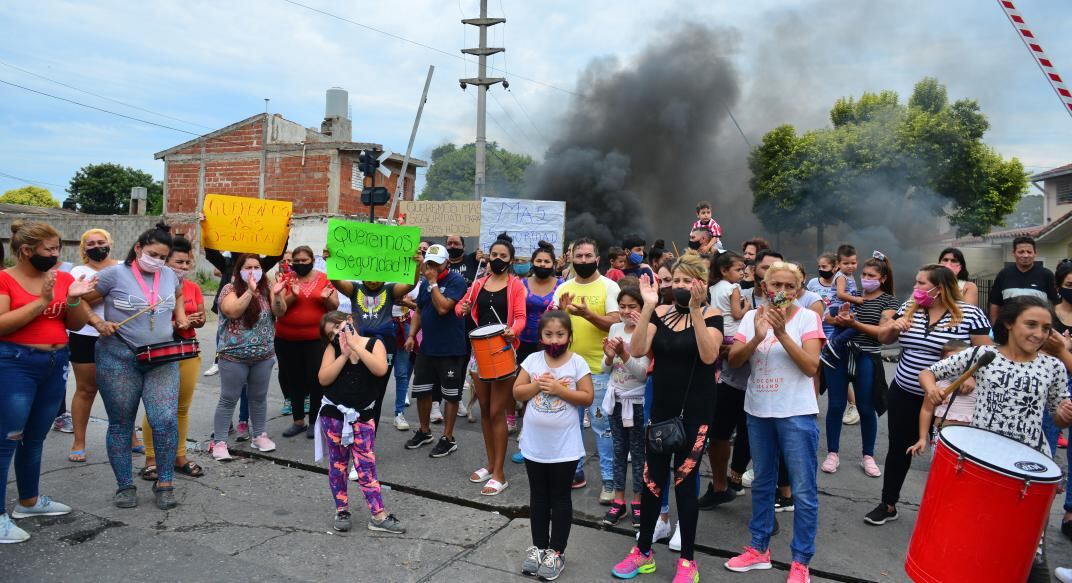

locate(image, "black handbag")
[[646, 358, 698, 455]]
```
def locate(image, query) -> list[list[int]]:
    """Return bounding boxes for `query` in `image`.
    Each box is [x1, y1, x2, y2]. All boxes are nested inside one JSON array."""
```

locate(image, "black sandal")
[[139, 465, 158, 481], [174, 461, 204, 478]]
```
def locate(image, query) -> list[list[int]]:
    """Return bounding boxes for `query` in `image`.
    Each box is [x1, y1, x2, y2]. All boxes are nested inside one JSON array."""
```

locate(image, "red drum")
[[905, 425, 1060, 583], [134, 339, 200, 365], [469, 324, 517, 381]]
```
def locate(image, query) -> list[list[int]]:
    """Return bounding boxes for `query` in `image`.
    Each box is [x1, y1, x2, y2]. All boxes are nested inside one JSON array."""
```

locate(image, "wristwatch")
[[428, 283, 439, 291]]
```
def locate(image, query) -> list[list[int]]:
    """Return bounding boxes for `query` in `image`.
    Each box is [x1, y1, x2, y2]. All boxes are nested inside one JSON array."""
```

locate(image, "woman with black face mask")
[[274, 246, 339, 439], [457, 234, 527, 496], [0, 221, 95, 543], [68, 229, 128, 464]]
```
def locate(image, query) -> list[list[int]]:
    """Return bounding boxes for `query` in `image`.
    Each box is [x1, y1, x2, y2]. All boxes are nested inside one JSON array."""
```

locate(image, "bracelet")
[[65, 297, 81, 308]]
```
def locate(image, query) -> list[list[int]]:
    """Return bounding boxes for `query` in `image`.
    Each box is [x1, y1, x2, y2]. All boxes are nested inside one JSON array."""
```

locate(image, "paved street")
[[3, 320, 1071, 582]]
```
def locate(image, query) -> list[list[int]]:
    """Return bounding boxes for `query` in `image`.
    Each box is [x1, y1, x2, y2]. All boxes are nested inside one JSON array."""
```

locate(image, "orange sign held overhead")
[[201, 194, 292, 255]]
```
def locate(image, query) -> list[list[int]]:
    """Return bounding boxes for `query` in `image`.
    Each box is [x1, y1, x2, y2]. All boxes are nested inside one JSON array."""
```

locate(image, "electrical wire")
[[488, 89, 535, 144], [0, 170, 67, 189]]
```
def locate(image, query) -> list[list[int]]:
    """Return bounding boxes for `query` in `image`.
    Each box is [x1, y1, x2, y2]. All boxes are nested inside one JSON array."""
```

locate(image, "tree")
[[420, 142, 533, 201], [0, 186, 59, 208], [68, 163, 163, 215], [750, 78, 1027, 251]]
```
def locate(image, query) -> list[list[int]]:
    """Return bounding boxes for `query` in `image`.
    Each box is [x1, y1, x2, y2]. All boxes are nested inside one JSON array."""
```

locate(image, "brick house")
[[155, 96, 426, 236]]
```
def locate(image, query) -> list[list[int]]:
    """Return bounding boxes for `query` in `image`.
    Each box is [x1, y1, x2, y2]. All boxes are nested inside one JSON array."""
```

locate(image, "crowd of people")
[[3, 202, 1072, 583]]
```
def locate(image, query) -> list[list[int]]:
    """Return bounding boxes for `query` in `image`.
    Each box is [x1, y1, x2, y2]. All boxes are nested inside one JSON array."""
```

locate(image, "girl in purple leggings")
[[315, 311, 403, 534]]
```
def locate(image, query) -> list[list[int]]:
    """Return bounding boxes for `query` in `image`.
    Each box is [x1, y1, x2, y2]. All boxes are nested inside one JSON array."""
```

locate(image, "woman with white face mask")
[[82, 223, 189, 511], [211, 254, 289, 462]]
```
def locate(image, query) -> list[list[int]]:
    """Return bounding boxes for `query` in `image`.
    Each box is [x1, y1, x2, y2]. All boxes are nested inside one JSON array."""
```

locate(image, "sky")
[[1, 0, 1071, 203]]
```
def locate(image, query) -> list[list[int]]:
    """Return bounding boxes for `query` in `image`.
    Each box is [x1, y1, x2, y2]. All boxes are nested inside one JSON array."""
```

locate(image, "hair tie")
[[872, 250, 886, 261]]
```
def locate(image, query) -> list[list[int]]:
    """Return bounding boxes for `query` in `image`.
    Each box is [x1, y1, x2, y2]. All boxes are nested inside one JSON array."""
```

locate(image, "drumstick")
[[114, 303, 158, 329], [672, 241, 680, 257], [940, 351, 996, 398]]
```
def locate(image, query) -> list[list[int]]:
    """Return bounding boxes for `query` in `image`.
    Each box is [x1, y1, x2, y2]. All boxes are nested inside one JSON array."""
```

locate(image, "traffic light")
[[358, 150, 381, 176], [361, 186, 390, 205]]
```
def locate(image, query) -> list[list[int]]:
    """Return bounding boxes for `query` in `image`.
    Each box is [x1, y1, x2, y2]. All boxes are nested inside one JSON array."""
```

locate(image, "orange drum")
[[469, 324, 518, 381]]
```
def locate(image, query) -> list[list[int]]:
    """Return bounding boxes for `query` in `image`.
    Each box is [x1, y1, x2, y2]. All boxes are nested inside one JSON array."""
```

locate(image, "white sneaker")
[[635, 517, 673, 543], [843, 403, 860, 425], [11, 495, 71, 518], [742, 468, 754, 488], [0, 514, 30, 544], [457, 400, 469, 417], [668, 520, 682, 551], [1056, 567, 1072, 583], [203, 363, 219, 377], [211, 441, 232, 462], [394, 413, 410, 431], [349, 467, 359, 481], [430, 402, 444, 424]]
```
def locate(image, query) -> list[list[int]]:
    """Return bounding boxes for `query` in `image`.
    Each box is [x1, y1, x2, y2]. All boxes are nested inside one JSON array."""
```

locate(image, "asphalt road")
[[3, 321, 1070, 582]]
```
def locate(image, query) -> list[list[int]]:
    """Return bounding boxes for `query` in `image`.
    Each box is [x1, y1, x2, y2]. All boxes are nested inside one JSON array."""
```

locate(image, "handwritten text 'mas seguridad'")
[[201, 194, 292, 255], [326, 218, 421, 284]]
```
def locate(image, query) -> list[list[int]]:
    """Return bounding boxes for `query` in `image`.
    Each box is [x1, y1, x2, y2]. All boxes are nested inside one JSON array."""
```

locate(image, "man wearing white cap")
[[404, 244, 469, 458]]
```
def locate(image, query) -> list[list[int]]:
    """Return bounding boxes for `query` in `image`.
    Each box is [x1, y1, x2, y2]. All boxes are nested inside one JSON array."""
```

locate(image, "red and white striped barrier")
[[997, 0, 1072, 119]]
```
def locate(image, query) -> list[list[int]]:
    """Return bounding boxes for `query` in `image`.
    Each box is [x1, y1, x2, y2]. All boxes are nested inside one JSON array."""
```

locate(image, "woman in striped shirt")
[[863, 264, 990, 526]]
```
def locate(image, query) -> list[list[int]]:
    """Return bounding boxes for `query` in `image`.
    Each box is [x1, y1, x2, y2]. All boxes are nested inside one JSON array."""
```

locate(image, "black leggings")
[[638, 424, 705, 561], [274, 338, 325, 425], [882, 383, 924, 506], [525, 459, 576, 554]]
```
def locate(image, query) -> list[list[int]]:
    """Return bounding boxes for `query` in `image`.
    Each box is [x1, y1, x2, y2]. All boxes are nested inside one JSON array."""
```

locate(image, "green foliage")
[[68, 163, 163, 215], [421, 142, 533, 201], [0, 185, 59, 208], [752, 78, 1027, 241]]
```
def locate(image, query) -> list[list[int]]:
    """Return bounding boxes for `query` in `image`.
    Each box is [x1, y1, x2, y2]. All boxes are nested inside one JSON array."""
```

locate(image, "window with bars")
[[1057, 177, 1072, 205]]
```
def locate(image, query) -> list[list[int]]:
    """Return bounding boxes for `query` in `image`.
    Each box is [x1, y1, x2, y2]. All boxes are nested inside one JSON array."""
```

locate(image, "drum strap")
[[937, 346, 979, 432]]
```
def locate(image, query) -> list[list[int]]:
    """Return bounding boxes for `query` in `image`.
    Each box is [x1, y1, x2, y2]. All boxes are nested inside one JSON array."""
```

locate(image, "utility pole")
[[387, 65, 435, 222], [460, 0, 506, 201]]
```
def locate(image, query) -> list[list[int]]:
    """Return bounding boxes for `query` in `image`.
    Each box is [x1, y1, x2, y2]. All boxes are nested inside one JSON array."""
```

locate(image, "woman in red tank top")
[[274, 246, 339, 438], [0, 221, 95, 544]]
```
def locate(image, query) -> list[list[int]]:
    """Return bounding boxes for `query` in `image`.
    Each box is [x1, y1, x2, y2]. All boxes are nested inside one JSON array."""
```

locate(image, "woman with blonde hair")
[[67, 228, 139, 462], [724, 261, 825, 582], [862, 264, 990, 527]]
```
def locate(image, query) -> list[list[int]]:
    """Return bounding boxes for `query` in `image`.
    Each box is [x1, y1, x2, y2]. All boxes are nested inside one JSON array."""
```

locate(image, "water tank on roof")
[[326, 88, 348, 118]]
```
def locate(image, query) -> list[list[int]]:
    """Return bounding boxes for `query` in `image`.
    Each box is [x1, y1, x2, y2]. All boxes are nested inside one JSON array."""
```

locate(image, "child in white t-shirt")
[[513, 310, 594, 580], [709, 252, 749, 341]]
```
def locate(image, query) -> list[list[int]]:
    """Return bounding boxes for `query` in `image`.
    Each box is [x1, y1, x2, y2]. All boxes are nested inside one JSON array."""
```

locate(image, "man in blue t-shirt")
[[404, 244, 468, 457]]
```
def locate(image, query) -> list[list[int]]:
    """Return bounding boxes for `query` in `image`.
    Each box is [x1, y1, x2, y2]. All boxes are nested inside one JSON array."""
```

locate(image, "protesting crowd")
[[3, 197, 1072, 583]]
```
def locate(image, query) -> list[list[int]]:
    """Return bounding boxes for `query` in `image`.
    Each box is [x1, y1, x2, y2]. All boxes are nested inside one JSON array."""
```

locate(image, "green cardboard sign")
[[325, 218, 421, 284]]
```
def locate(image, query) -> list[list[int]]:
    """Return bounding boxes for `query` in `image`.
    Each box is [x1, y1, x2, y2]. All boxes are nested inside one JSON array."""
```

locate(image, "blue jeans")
[[239, 386, 249, 423], [394, 323, 412, 415], [747, 414, 820, 565], [1043, 408, 1060, 458], [823, 355, 878, 456], [1066, 441, 1072, 513], [0, 343, 69, 514], [576, 373, 613, 486]]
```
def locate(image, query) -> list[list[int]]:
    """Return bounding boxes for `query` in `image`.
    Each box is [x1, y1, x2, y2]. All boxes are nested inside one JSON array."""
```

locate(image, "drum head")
[[939, 425, 1061, 482], [470, 324, 506, 339]]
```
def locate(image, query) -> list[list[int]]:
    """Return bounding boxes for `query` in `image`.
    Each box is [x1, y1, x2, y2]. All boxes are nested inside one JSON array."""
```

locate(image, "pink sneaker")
[[787, 561, 811, 583], [861, 455, 881, 477], [820, 452, 839, 473], [251, 433, 276, 452], [724, 547, 772, 572], [235, 421, 251, 442], [211, 441, 232, 462], [611, 546, 656, 579], [672, 558, 699, 583]]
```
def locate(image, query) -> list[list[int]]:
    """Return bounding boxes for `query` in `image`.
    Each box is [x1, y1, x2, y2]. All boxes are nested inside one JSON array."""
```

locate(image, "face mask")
[[944, 262, 961, 276], [513, 263, 530, 276], [1061, 288, 1072, 305], [739, 280, 755, 290], [532, 266, 554, 279], [628, 252, 644, 265], [659, 287, 675, 305], [540, 342, 568, 358], [291, 262, 314, 277], [86, 246, 110, 262], [687, 240, 702, 250], [818, 269, 834, 280], [170, 267, 189, 280], [29, 254, 58, 272], [490, 258, 510, 274], [672, 287, 693, 308], [447, 247, 464, 259], [913, 286, 937, 308], [861, 278, 881, 293], [573, 262, 598, 278], [767, 290, 793, 308], [243, 269, 264, 284], [137, 253, 165, 273]]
